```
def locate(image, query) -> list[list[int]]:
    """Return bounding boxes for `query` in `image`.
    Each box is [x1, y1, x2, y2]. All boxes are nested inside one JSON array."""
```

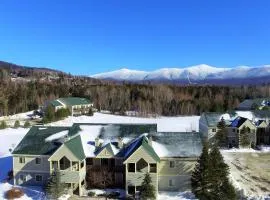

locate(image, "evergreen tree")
[[191, 142, 212, 200], [55, 108, 70, 120], [87, 108, 93, 116], [43, 105, 55, 123], [45, 170, 67, 199], [140, 173, 156, 200], [215, 118, 227, 147], [208, 145, 237, 200], [23, 121, 31, 128], [240, 126, 250, 148], [0, 121, 7, 129], [14, 120, 20, 128]]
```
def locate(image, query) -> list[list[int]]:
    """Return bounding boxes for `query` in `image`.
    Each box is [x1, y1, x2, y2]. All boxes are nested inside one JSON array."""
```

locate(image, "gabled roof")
[[58, 97, 91, 106], [50, 100, 63, 107], [255, 120, 265, 127], [119, 136, 160, 162], [95, 143, 118, 157], [12, 126, 70, 155], [238, 98, 270, 110], [253, 110, 270, 119], [229, 117, 248, 128], [64, 135, 85, 161]]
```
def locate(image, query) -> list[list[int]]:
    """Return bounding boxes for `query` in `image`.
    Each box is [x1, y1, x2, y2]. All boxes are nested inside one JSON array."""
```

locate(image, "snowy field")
[[48, 112, 200, 132], [0, 111, 34, 127], [0, 111, 270, 199], [222, 151, 270, 199]]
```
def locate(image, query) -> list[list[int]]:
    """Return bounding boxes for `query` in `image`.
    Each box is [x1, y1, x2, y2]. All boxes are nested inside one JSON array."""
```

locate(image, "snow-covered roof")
[[76, 123, 202, 158], [151, 132, 202, 157]]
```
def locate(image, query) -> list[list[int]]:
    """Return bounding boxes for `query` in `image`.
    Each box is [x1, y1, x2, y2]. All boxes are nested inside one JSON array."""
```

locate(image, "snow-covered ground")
[[222, 151, 270, 199], [49, 112, 200, 132], [0, 111, 34, 127]]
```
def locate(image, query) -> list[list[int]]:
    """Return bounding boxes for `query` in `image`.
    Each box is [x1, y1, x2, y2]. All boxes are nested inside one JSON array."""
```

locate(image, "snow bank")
[[87, 188, 125, 198], [0, 183, 44, 200], [158, 191, 197, 200]]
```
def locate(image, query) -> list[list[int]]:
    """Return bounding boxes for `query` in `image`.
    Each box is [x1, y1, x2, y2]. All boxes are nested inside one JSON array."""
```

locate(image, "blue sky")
[[0, 0, 270, 75]]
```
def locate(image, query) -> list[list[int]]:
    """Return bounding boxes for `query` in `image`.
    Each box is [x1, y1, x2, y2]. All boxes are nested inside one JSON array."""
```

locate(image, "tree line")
[[1, 75, 270, 116]]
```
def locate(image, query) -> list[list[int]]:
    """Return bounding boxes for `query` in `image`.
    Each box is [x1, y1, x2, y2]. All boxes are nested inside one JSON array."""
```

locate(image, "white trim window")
[[169, 161, 175, 168], [169, 179, 175, 187], [35, 175, 43, 182], [19, 157, 25, 164]]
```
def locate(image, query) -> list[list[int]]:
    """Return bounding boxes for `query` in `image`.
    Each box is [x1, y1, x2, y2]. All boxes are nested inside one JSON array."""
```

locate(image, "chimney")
[[95, 137, 100, 147], [148, 136, 153, 146], [118, 137, 123, 149]]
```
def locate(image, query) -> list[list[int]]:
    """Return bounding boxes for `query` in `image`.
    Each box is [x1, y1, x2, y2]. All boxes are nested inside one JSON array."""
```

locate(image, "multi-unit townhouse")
[[12, 123, 202, 198], [199, 112, 270, 147]]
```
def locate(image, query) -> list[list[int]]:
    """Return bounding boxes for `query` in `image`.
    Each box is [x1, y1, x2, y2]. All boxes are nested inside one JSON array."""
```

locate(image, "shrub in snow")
[[88, 191, 95, 197], [87, 108, 94, 116], [14, 120, 20, 128], [0, 120, 7, 129], [23, 120, 31, 128], [5, 187, 24, 199]]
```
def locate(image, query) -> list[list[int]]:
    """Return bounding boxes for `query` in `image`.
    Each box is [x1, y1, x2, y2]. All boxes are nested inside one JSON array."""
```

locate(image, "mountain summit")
[[91, 64, 270, 84]]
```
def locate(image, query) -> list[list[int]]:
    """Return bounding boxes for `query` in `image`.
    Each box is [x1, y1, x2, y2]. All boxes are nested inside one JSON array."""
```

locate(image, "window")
[[35, 157, 41, 165], [59, 156, 71, 170], [169, 179, 175, 187], [150, 163, 157, 173], [128, 163, 135, 172], [80, 161, 84, 168], [212, 128, 216, 132], [52, 161, 58, 170], [19, 157, 25, 164], [20, 174, 26, 182], [232, 129, 235, 132], [72, 162, 79, 171], [128, 186, 135, 195], [35, 175, 42, 182], [169, 161, 175, 168]]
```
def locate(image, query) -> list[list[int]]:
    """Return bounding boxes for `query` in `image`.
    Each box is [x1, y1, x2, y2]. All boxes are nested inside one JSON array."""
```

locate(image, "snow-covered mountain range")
[[91, 64, 270, 84]]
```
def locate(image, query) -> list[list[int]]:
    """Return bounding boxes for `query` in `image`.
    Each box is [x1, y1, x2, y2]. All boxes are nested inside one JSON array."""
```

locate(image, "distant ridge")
[[0, 60, 64, 74], [91, 64, 270, 85]]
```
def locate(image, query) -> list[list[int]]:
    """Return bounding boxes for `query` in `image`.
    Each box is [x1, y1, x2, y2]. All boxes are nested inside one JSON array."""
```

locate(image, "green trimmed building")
[[46, 97, 93, 116], [12, 123, 202, 198]]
